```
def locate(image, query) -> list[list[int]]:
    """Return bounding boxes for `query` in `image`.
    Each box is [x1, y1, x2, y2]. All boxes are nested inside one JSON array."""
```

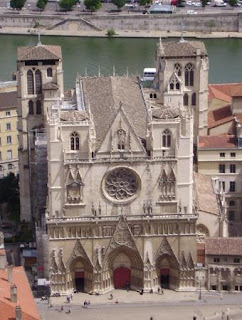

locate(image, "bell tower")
[[17, 38, 64, 223], [154, 38, 209, 140]]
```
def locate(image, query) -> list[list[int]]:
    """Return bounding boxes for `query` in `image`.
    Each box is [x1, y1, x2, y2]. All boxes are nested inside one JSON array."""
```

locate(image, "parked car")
[[187, 9, 197, 13]]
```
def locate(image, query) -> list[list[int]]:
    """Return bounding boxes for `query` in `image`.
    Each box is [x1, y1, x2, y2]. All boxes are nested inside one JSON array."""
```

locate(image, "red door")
[[113, 267, 131, 289]]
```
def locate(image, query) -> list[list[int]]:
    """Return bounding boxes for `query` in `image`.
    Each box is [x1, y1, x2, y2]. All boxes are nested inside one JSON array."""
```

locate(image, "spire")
[[37, 32, 42, 46], [179, 20, 186, 43]]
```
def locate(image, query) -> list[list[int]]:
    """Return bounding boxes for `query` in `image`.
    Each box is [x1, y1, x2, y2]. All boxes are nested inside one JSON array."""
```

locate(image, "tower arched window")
[[192, 92, 196, 106], [35, 69, 42, 94], [183, 93, 188, 106], [27, 70, 34, 95], [162, 129, 171, 148], [174, 63, 182, 77], [185, 63, 194, 86], [47, 68, 53, 77], [70, 132, 79, 151], [169, 74, 180, 91], [36, 100, 42, 115], [28, 100, 34, 115]]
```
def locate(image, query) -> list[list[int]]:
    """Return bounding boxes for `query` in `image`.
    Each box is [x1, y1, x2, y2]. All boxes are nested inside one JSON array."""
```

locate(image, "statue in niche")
[[159, 169, 168, 199], [117, 128, 126, 151], [66, 170, 84, 204], [167, 169, 176, 199]]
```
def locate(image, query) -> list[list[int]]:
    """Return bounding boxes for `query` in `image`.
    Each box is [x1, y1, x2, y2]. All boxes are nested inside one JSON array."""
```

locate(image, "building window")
[[231, 152, 236, 157], [222, 285, 228, 291], [174, 63, 182, 76], [162, 129, 171, 148], [36, 100, 42, 115], [220, 152, 225, 157], [230, 181, 236, 192], [234, 258, 240, 263], [228, 211, 235, 221], [27, 70, 34, 95], [0, 152, 2, 161], [35, 69, 42, 94], [6, 136, 12, 144], [8, 163, 13, 170], [70, 132, 79, 151], [47, 68, 53, 77], [183, 93, 188, 106], [219, 164, 225, 173], [29, 100, 34, 115], [7, 150, 12, 160], [214, 258, 220, 263], [0, 165, 2, 171], [211, 285, 217, 290], [185, 63, 194, 86], [6, 123, 11, 131], [169, 75, 180, 90], [230, 164, 236, 173], [6, 111, 10, 117], [229, 200, 235, 206], [191, 92, 196, 106], [221, 181, 225, 191]]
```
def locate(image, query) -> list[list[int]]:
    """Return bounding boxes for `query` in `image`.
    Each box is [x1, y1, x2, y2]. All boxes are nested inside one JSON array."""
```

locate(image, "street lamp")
[[196, 276, 203, 300]]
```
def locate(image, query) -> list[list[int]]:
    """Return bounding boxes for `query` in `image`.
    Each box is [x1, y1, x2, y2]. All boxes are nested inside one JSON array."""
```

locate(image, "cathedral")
[[17, 38, 224, 294]]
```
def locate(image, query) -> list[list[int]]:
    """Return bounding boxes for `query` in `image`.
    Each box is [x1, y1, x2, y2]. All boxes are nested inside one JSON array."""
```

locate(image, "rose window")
[[104, 168, 139, 202]]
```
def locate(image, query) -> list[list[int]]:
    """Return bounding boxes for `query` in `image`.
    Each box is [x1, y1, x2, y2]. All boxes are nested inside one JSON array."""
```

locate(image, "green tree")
[[36, 0, 46, 10], [10, 0, 26, 10], [229, 0, 237, 6], [205, 19, 216, 33], [201, 0, 207, 7], [59, 0, 76, 11], [84, 0, 101, 12], [139, 0, 151, 6], [112, 0, 125, 10]]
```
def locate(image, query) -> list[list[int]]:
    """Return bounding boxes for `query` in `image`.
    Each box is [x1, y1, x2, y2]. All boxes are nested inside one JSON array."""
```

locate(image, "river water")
[[1, 34, 242, 89]]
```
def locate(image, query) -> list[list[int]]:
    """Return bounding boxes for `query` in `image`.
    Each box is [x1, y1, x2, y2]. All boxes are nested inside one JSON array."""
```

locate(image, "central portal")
[[113, 267, 131, 289], [75, 271, 84, 292], [160, 268, 170, 288]]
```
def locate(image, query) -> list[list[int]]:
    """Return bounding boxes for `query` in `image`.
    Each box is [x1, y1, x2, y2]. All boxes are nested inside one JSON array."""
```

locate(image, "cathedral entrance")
[[75, 271, 84, 292], [160, 268, 170, 288], [113, 267, 131, 289]]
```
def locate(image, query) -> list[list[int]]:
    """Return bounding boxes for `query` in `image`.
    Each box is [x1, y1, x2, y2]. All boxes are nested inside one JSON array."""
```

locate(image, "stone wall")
[[0, 12, 241, 33]]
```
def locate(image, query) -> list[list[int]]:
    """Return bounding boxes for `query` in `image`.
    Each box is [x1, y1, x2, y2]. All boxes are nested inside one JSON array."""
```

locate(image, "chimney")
[[10, 284, 17, 303], [7, 265, 13, 283], [15, 305, 22, 320]]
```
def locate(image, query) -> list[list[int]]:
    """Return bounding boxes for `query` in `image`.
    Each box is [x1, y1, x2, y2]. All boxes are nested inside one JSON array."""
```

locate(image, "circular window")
[[103, 167, 140, 204]]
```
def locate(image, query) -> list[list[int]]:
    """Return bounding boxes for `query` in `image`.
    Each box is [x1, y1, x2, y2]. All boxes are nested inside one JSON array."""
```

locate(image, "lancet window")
[[27, 70, 34, 95], [185, 63, 194, 86], [174, 63, 182, 76], [169, 74, 180, 90], [183, 93, 188, 106], [192, 92, 196, 106], [70, 132, 79, 151], [28, 100, 34, 115], [162, 129, 171, 148], [35, 69, 42, 94], [36, 100, 42, 115], [47, 68, 53, 77]]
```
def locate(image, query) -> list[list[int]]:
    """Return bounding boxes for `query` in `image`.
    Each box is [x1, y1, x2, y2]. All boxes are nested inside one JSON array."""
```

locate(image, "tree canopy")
[[10, 0, 26, 10], [139, 0, 152, 6], [59, 0, 77, 11], [112, 0, 125, 9], [84, 0, 102, 11], [228, 0, 237, 6]]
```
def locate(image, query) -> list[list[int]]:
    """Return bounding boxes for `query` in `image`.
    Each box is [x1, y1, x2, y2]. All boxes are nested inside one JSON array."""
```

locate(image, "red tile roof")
[[198, 135, 237, 149], [208, 105, 233, 129], [206, 238, 242, 256], [209, 83, 242, 102], [0, 267, 40, 320]]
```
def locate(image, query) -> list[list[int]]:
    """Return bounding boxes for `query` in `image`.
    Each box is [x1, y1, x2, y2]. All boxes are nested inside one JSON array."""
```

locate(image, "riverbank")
[[2, 26, 242, 39]]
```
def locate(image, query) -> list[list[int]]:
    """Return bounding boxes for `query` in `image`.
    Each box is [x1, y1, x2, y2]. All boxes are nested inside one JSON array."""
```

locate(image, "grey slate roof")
[[60, 110, 89, 121], [81, 76, 147, 148], [17, 45, 62, 61], [161, 41, 207, 58], [206, 238, 242, 256]]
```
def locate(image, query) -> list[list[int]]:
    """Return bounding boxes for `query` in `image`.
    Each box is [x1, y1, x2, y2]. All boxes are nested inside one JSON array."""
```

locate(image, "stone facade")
[[17, 39, 223, 294]]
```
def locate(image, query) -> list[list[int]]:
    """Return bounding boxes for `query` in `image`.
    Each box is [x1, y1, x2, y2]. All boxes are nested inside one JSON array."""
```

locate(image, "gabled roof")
[[208, 83, 242, 103], [81, 76, 147, 149], [208, 105, 233, 129], [198, 135, 237, 149], [161, 40, 207, 58], [17, 44, 62, 61], [0, 267, 40, 320], [206, 238, 242, 256], [0, 91, 17, 110], [194, 172, 219, 215]]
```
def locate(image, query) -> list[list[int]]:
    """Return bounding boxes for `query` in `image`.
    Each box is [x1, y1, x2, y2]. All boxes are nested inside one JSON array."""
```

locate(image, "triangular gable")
[[58, 249, 66, 272], [67, 240, 93, 269], [103, 215, 142, 264], [180, 251, 187, 269], [155, 237, 179, 268], [187, 252, 195, 269], [168, 169, 176, 183], [96, 105, 146, 156]]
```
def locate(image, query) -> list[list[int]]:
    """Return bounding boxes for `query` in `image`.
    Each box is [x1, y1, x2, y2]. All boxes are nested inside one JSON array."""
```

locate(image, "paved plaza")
[[37, 289, 242, 320]]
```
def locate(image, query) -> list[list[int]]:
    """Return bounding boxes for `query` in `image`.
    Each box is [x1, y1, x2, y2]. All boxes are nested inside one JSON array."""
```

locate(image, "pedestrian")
[[84, 300, 87, 308], [150, 288, 153, 294], [157, 287, 160, 294], [161, 289, 164, 295], [109, 293, 113, 300], [115, 299, 119, 304], [70, 292, 73, 300], [60, 305, 64, 311]]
